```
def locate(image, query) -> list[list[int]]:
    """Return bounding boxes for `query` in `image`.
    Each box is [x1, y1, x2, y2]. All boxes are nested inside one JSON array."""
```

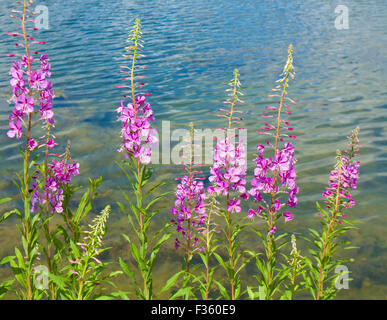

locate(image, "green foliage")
[[303, 202, 358, 300], [192, 196, 220, 300], [0, 252, 14, 299], [117, 155, 172, 300], [49, 205, 120, 300], [247, 231, 290, 300], [60, 176, 103, 243], [215, 209, 256, 300], [278, 234, 308, 300]]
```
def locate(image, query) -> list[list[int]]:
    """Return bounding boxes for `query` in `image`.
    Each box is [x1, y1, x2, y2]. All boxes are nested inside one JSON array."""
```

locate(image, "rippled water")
[[0, 0, 386, 299]]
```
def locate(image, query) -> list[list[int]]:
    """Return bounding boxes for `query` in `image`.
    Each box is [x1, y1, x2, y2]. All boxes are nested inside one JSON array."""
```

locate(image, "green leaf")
[[170, 287, 194, 300], [145, 191, 171, 210], [0, 280, 14, 299], [215, 280, 230, 300], [158, 271, 184, 297], [74, 191, 90, 223], [129, 242, 145, 271], [0, 198, 12, 205], [73, 177, 102, 223], [0, 209, 20, 223], [48, 273, 67, 291], [119, 258, 137, 285], [14, 248, 25, 269], [143, 181, 170, 200], [116, 161, 136, 190], [148, 233, 171, 270], [213, 252, 228, 272]]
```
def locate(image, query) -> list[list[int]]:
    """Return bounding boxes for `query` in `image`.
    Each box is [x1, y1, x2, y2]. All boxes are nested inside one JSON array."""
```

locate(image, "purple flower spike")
[[322, 128, 360, 218], [171, 175, 206, 243], [248, 44, 299, 242], [248, 142, 299, 218], [7, 52, 54, 141], [117, 97, 157, 164], [31, 154, 80, 214], [209, 138, 246, 197]]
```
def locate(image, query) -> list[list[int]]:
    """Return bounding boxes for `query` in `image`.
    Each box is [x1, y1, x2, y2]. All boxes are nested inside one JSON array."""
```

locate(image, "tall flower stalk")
[[279, 234, 306, 300], [248, 44, 298, 300], [209, 69, 253, 300], [305, 127, 361, 300], [4, 0, 101, 301], [167, 123, 207, 299], [116, 19, 170, 300], [54, 205, 118, 300], [31, 141, 81, 299], [75, 205, 110, 300], [171, 123, 206, 273], [5, 0, 57, 300]]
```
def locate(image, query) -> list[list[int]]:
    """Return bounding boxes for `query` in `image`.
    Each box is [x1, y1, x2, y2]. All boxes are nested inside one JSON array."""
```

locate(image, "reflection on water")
[[0, 0, 386, 299]]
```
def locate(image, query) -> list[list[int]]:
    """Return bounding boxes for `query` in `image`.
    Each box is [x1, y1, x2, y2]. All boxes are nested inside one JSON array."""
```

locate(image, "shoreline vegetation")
[[0, 2, 362, 300]]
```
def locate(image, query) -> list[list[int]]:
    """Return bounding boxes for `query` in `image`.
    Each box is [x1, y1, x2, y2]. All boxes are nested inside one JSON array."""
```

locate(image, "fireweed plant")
[[167, 122, 219, 300], [207, 69, 255, 300], [246, 44, 300, 300], [304, 127, 361, 300], [115, 19, 171, 300], [170, 123, 206, 292], [0, 0, 108, 300], [0, 8, 363, 300]]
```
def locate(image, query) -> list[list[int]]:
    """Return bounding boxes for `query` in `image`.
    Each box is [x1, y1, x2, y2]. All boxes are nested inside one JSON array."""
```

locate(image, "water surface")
[[0, 0, 386, 299]]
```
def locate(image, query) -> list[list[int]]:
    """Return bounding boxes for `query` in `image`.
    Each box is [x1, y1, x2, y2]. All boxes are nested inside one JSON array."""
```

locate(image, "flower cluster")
[[322, 156, 359, 211], [116, 95, 157, 164], [36, 54, 55, 125], [116, 18, 157, 165], [7, 54, 54, 140], [208, 69, 247, 212], [31, 156, 80, 214], [321, 127, 360, 219], [208, 138, 247, 204], [248, 142, 298, 221], [322, 157, 360, 214], [171, 174, 206, 248]]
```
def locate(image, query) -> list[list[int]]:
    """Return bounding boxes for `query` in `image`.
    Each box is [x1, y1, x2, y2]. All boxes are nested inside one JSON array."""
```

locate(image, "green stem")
[[205, 197, 215, 300], [77, 255, 90, 300], [265, 45, 293, 299], [316, 158, 343, 300], [20, 0, 34, 300]]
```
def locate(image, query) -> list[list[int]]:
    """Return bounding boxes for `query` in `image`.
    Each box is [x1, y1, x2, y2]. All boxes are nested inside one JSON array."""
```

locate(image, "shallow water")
[[0, 0, 386, 299]]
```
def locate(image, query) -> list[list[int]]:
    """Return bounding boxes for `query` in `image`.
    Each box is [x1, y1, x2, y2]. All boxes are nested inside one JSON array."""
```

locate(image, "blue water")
[[0, 0, 386, 299]]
